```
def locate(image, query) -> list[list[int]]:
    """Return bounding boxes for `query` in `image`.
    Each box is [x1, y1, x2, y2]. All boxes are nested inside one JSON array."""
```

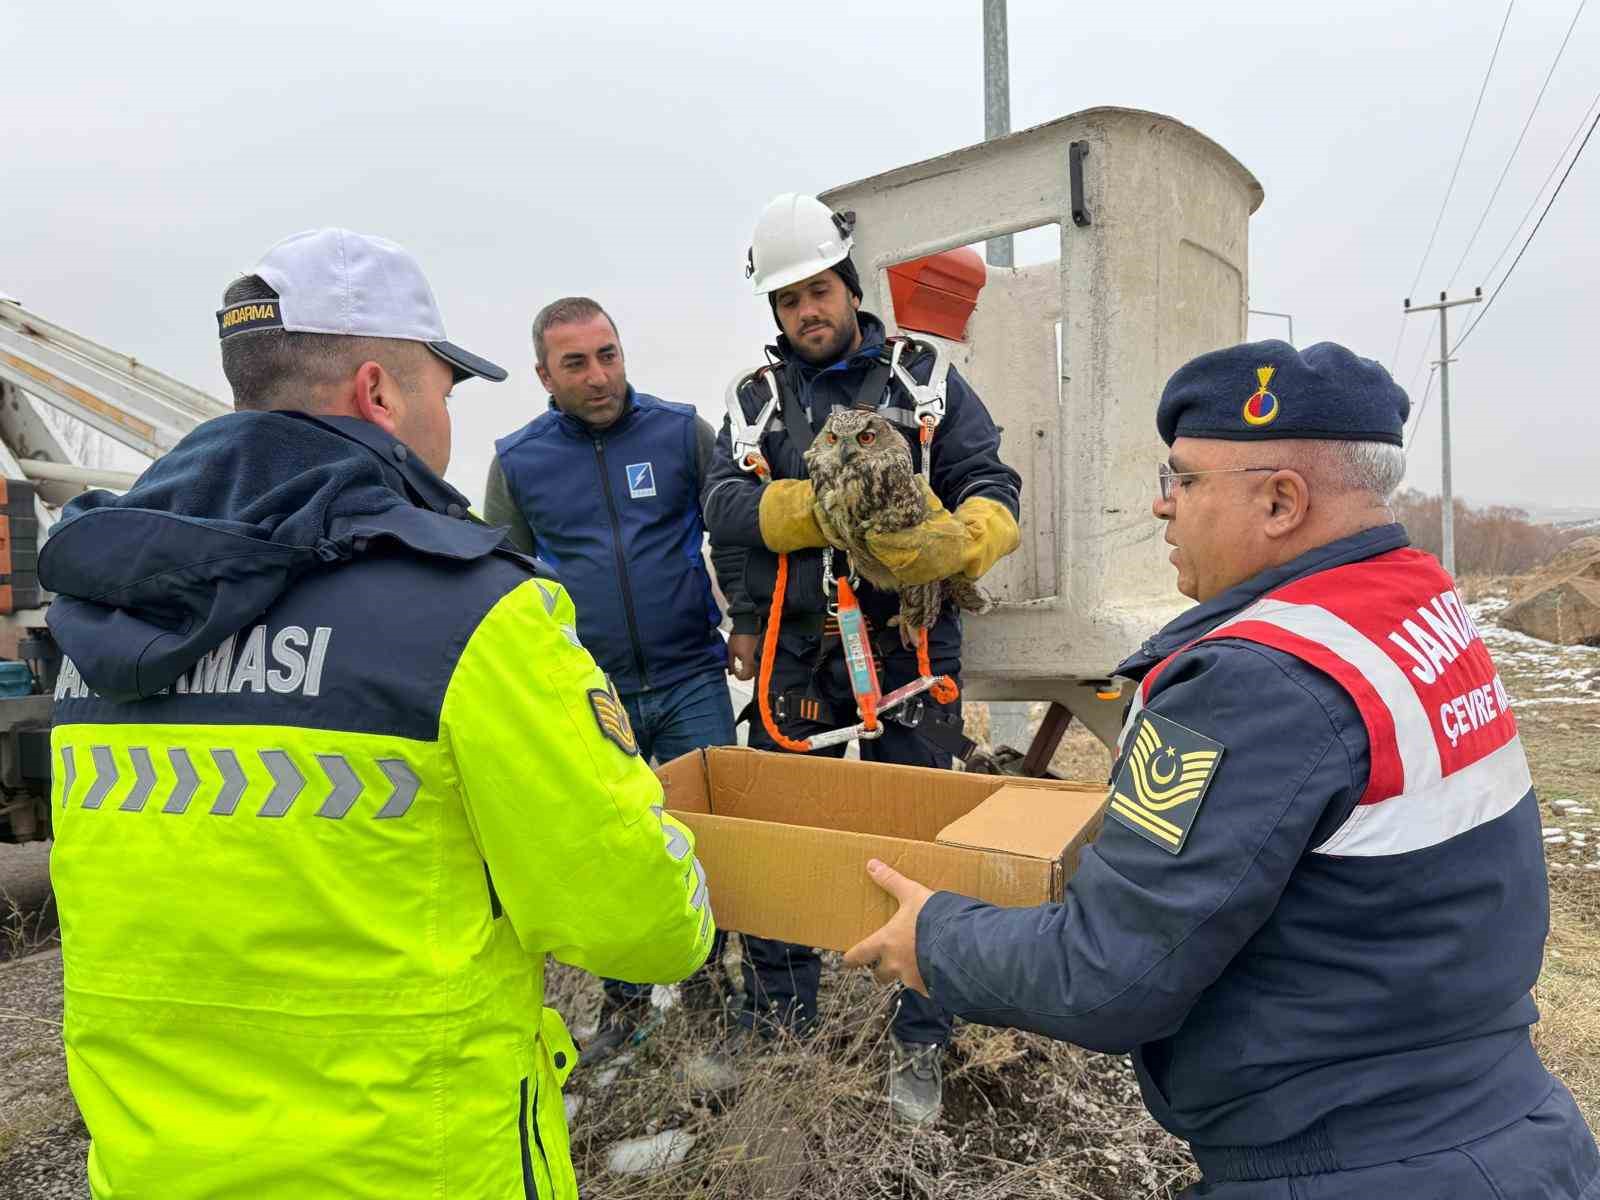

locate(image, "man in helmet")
[[701, 193, 1022, 1124]]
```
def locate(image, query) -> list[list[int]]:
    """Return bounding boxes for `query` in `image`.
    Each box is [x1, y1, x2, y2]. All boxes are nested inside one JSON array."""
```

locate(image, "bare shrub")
[[1393, 490, 1579, 576], [552, 954, 1195, 1199]]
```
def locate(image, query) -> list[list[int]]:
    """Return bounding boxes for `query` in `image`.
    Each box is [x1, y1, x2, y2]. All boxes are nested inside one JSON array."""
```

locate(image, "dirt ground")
[[1465, 580, 1600, 1132], [2, 582, 1597, 1196]]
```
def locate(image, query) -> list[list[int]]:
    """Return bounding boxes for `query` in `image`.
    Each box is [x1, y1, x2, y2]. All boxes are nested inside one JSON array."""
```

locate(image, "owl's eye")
[[856, 430, 877, 446], [825, 432, 839, 444]]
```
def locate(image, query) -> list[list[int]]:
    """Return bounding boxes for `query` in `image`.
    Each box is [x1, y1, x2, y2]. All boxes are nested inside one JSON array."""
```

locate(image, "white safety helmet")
[[745, 193, 856, 295]]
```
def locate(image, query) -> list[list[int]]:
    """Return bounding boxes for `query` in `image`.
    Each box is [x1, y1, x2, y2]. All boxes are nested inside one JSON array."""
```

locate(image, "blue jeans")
[[620, 669, 737, 766], [604, 669, 735, 1006]]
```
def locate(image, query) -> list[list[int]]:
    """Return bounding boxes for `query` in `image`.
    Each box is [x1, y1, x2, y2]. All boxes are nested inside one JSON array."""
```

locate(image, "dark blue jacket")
[[494, 388, 725, 694], [701, 313, 1020, 654], [916, 525, 1559, 1178]]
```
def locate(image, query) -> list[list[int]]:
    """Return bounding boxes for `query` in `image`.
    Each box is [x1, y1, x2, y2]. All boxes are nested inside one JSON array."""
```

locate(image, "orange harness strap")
[[757, 552, 961, 753], [757, 553, 814, 752]]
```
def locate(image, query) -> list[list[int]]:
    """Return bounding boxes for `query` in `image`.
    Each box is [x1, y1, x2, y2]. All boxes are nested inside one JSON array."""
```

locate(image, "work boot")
[[678, 964, 729, 1014], [887, 1036, 943, 1126], [583, 993, 651, 1066]]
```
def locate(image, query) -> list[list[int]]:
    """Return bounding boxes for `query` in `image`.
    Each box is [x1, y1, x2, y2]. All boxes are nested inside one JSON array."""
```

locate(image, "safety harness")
[[723, 336, 961, 754]]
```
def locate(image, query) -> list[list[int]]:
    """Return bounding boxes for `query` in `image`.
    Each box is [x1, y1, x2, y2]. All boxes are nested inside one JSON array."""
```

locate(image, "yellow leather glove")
[[955, 495, 1021, 580], [866, 482, 1020, 586], [757, 479, 829, 553]]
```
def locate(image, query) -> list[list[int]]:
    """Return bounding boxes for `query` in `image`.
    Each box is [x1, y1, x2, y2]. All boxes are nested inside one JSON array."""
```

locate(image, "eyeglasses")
[[1157, 462, 1282, 502]]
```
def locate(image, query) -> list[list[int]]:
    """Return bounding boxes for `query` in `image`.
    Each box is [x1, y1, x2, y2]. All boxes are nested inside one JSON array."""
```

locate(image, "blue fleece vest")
[[494, 390, 724, 693]]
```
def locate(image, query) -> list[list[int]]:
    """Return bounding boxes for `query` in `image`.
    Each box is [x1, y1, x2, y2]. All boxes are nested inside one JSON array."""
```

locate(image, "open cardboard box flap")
[[656, 748, 1108, 953], [934, 783, 1109, 861]]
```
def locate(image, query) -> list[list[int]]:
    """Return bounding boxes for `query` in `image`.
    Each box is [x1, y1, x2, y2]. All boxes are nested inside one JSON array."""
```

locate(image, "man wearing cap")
[[845, 339, 1599, 1196], [484, 295, 740, 1060], [41, 228, 716, 1199], [701, 193, 1022, 1123]]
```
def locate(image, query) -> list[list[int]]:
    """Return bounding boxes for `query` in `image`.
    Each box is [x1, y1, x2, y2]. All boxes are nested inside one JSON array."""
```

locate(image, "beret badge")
[[1241, 366, 1280, 428]]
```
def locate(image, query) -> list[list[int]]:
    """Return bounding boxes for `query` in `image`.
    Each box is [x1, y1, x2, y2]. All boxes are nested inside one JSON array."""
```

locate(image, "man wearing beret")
[[846, 340, 1599, 1196]]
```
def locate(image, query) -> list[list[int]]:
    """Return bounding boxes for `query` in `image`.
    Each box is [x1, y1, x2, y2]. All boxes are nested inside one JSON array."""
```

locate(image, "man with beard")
[[700, 193, 1022, 1124], [486, 297, 740, 1061]]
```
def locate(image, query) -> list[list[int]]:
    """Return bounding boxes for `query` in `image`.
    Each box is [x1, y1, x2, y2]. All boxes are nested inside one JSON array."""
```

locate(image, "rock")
[[711, 1097, 809, 1198], [1500, 538, 1600, 646], [605, 1130, 696, 1175]]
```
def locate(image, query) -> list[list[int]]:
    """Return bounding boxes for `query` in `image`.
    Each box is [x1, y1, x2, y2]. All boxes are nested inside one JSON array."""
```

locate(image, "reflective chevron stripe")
[[121, 748, 156, 812], [83, 747, 116, 809], [257, 751, 305, 818], [316, 754, 362, 819], [62, 747, 422, 822], [58, 746, 76, 810], [374, 760, 420, 819], [165, 749, 198, 814], [211, 749, 247, 815], [651, 805, 691, 861]]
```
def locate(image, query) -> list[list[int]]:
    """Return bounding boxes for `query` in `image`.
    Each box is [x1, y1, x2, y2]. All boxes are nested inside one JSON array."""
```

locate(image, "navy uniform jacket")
[[493, 388, 728, 694], [916, 524, 1559, 1177], [701, 312, 1020, 655]]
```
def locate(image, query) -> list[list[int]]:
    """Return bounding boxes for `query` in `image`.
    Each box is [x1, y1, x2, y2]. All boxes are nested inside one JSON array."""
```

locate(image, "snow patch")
[[605, 1130, 695, 1175]]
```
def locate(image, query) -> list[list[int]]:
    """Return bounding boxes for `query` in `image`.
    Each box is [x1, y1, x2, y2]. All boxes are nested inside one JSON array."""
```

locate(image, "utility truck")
[[0, 294, 229, 841]]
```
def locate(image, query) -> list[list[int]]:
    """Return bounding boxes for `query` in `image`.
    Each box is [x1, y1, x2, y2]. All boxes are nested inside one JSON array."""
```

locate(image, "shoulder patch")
[[588, 678, 639, 756], [1106, 711, 1224, 855]]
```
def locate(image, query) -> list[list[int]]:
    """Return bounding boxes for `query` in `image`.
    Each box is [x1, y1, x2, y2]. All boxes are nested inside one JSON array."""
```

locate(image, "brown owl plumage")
[[804, 409, 988, 648]]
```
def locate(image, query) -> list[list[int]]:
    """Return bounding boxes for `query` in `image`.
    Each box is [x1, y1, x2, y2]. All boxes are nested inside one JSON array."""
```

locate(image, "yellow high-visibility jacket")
[[43, 411, 715, 1198]]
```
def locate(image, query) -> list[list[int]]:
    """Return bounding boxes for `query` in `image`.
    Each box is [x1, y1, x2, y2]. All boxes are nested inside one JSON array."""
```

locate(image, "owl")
[[804, 409, 988, 649]]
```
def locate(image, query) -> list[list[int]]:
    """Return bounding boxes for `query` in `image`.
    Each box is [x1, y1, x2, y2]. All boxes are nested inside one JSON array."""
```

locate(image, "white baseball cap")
[[217, 228, 507, 383]]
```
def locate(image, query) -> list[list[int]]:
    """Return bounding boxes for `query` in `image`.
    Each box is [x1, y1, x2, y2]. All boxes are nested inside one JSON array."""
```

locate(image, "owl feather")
[[804, 410, 988, 650]]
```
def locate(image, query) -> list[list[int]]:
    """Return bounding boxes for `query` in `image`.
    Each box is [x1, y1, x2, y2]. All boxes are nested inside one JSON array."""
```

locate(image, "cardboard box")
[[655, 747, 1108, 953]]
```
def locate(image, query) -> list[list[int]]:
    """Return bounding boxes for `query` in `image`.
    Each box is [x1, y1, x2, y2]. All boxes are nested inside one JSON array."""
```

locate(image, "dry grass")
[[1537, 890, 1600, 1130], [0, 952, 68, 1164], [1477, 578, 1600, 1129], [4, 593, 1599, 1193], [1, 885, 57, 964], [551, 952, 1196, 1199]]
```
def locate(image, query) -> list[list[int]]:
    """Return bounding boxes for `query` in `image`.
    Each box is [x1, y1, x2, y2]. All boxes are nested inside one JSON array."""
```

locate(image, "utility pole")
[[982, 0, 1013, 267], [1403, 288, 1482, 575]]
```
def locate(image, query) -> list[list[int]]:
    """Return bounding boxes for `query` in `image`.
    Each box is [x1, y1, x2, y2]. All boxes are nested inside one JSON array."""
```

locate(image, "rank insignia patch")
[[588, 679, 639, 756], [1107, 711, 1224, 854]]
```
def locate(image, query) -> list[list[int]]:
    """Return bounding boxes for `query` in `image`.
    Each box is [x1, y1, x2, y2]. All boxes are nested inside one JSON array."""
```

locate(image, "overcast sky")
[[3, 0, 1596, 512]]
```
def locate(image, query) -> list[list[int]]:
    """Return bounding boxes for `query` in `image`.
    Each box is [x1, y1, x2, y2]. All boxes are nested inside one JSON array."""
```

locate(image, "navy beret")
[[1157, 339, 1410, 447]]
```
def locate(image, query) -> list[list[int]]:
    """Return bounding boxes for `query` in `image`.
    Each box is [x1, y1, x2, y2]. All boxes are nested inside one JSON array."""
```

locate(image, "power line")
[[1407, 315, 1438, 394], [1479, 83, 1600, 284], [1388, 0, 1515, 374], [1448, 0, 1588, 288], [1404, 366, 1439, 458], [1456, 101, 1600, 350]]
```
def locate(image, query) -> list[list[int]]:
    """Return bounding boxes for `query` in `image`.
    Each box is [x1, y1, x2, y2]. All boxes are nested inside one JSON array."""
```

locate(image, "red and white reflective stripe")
[[1209, 598, 1442, 801], [1115, 684, 1148, 758], [1312, 733, 1531, 856], [1204, 596, 1525, 857]]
